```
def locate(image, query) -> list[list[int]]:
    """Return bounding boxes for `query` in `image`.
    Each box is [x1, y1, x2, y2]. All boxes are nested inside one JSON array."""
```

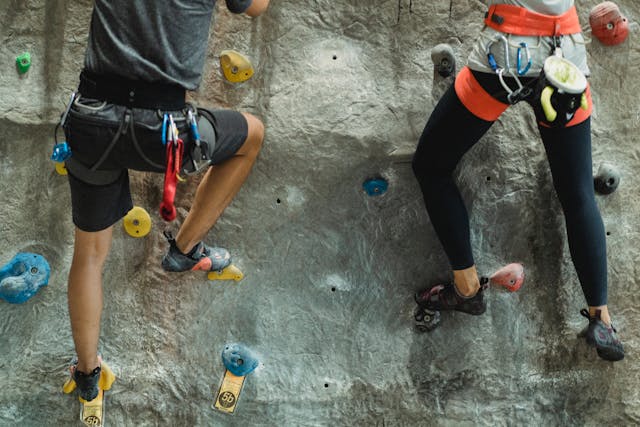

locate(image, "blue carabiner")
[[516, 42, 532, 76], [187, 110, 201, 144], [161, 114, 168, 145]]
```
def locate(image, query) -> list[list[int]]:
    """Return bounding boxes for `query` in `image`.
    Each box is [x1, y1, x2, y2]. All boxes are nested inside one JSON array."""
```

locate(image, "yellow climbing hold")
[[123, 206, 152, 238], [208, 264, 244, 282], [55, 162, 68, 175], [220, 50, 254, 83]]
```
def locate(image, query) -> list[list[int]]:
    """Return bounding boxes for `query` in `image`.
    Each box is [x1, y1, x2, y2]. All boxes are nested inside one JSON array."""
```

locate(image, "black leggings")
[[412, 76, 607, 306]]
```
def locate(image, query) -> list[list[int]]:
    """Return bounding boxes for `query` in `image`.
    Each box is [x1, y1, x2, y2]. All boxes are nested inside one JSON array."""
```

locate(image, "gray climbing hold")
[[594, 162, 620, 195], [431, 44, 456, 78], [222, 343, 259, 376]]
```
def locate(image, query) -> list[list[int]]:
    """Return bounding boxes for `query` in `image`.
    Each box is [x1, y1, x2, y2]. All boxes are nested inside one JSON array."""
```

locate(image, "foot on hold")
[[415, 280, 487, 315], [63, 358, 116, 402], [161, 231, 231, 273], [578, 309, 624, 361]]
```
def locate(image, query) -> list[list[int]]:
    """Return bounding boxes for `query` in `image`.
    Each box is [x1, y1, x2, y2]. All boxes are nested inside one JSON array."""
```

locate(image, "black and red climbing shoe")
[[578, 309, 624, 361], [414, 278, 488, 315], [161, 231, 231, 273]]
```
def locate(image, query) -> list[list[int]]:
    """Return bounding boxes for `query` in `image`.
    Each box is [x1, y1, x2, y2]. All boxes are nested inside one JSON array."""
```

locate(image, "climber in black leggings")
[[412, 2, 624, 361]]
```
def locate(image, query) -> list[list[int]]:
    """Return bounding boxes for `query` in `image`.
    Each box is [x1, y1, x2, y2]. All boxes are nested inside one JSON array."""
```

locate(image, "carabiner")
[[516, 42, 532, 76], [161, 114, 169, 145]]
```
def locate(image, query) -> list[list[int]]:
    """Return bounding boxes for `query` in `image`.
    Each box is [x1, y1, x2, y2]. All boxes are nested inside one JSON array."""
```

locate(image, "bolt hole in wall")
[[324, 383, 329, 388], [606, 231, 611, 236], [486, 176, 491, 182], [276, 198, 281, 204], [332, 55, 337, 60], [331, 287, 336, 292]]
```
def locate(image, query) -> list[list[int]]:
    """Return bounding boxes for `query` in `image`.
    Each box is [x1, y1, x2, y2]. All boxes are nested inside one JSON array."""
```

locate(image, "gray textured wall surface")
[[1, 0, 639, 425]]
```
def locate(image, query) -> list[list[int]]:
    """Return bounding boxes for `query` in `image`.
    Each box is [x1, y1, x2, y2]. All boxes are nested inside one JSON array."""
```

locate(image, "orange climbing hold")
[[590, 2, 629, 46]]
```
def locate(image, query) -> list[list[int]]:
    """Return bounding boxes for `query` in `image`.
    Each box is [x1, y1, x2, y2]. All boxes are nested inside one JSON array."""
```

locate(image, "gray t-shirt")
[[84, 0, 253, 90], [468, 0, 589, 77], [490, 0, 573, 15]]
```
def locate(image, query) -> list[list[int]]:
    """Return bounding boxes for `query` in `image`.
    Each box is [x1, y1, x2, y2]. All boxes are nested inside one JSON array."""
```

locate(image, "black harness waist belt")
[[78, 70, 186, 110]]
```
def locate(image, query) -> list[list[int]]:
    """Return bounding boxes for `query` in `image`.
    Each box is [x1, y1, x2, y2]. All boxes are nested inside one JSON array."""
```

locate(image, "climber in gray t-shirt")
[[85, 0, 254, 89], [62, 0, 270, 402]]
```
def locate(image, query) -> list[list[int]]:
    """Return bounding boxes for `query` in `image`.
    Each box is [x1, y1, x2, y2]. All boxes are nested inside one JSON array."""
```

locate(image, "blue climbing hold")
[[363, 177, 388, 196], [0, 253, 51, 304], [222, 343, 259, 377], [50, 142, 72, 162]]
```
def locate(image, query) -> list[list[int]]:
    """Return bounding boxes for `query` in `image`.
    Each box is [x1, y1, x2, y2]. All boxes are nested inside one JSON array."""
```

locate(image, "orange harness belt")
[[485, 4, 582, 36]]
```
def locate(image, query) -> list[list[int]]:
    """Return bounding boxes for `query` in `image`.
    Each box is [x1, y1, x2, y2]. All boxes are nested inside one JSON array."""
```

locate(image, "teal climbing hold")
[[16, 52, 31, 74], [363, 177, 388, 196], [0, 253, 50, 304], [222, 343, 259, 376]]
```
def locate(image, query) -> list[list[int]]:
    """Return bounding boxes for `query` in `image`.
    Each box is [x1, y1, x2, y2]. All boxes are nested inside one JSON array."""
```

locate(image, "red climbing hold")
[[589, 2, 629, 46]]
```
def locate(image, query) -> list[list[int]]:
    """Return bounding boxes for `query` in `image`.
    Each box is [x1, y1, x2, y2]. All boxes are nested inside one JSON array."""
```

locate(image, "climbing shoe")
[[72, 365, 101, 402], [415, 278, 488, 315], [578, 309, 624, 361], [161, 231, 231, 272]]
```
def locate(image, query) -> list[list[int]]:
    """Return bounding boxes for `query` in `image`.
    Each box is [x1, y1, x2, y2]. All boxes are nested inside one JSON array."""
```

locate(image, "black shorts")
[[64, 96, 248, 232]]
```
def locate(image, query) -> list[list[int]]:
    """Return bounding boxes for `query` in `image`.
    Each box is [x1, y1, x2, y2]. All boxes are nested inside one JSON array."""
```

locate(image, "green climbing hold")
[[16, 52, 31, 74]]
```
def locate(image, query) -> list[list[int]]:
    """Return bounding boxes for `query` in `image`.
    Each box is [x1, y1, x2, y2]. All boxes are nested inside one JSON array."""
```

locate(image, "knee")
[[239, 113, 265, 158], [71, 229, 112, 271]]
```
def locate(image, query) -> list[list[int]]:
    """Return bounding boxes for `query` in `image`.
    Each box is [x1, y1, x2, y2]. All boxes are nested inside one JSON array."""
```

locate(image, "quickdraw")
[[159, 114, 184, 221], [486, 35, 532, 104]]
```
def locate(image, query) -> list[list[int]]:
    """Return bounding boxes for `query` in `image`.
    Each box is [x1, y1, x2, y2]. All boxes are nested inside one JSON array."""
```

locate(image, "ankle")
[[77, 357, 100, 374], [453, 265, 480, 297], [590, 306, 612, 326]]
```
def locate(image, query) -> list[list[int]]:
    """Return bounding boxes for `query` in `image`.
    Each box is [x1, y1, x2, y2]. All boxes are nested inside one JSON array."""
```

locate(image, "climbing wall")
[[1, 0, 639, 425]]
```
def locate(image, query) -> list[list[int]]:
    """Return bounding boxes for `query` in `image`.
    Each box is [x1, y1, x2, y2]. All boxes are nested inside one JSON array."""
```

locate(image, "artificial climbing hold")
[[16, 52, 31, 74], [590, 2, 629, 46], [123, 206, 152, 238], [222, 343, 260, 377], [55, 162, 68, 175], [0, 253, 51, 304], [431, 44, 456, 78], [363, 177, 388, 197], [208, 265, 244, 282], [219, 50, 254, 83], [594, 162, 620, 195]]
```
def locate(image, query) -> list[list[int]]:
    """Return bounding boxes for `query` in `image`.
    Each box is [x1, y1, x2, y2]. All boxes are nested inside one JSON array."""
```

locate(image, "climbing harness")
[[51, 92, 76, 162], [485, 35, 532, 104]]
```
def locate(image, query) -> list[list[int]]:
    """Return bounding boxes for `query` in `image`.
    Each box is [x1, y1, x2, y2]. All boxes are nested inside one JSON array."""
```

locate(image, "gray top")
[[84, 0, 253, 90], [489, 0, 573, 15], [468, 0, 588, 77]]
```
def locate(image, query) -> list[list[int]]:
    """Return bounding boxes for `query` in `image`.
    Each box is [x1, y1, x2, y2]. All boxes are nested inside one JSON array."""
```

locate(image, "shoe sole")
[[585, 335, 624, 362]]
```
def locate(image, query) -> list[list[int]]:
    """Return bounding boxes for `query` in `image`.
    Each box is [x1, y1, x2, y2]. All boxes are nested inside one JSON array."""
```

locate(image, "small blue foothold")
[[222, 343, 259, 377], [0, 253, 51, 304], [50, 142, 72, 162], [363, 178, 388, 197]]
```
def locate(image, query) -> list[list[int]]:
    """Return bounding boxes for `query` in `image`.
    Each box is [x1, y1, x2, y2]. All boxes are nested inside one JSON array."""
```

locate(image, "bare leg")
[[453, 265, 480, 296], [68, 226, 113, 373], [175, 113, 264, 253]]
